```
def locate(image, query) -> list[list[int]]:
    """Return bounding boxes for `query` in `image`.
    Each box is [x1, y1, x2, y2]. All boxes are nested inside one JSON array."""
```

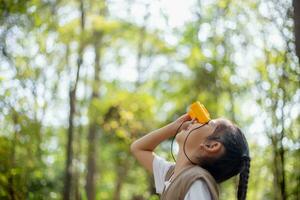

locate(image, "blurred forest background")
[[0, 0, 299, 199]]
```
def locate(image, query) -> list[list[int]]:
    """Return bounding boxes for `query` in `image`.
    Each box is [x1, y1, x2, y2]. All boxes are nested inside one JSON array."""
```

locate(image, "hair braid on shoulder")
[[237, 157, 250, 200]]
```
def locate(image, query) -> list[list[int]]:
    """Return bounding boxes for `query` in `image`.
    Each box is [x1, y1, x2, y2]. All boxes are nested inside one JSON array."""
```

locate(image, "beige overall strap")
[[164, 165, 175, 182], [161, 165, 175, 200]]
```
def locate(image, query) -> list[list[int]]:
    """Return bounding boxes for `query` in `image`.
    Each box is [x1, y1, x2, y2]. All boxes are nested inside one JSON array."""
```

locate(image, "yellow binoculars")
[[188, 101, 211, 124]]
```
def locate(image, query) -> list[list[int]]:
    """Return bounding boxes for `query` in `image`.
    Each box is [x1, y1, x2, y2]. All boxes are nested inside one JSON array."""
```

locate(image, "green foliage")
[[0, 0, 299, 199]]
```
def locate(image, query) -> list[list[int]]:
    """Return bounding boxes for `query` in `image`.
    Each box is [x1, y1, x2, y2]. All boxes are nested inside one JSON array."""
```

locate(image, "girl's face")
[[175, 119, 218, 157]]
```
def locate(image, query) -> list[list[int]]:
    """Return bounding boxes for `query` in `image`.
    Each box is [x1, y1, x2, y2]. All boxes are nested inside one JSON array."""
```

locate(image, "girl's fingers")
[[184, 113, 192, 119], [173, 114, 192, 134], [178, 113, 191, 122]]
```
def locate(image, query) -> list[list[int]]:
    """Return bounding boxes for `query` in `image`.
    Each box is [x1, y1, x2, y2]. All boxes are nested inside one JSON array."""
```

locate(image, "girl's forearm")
[[131, 122, 177, 152]]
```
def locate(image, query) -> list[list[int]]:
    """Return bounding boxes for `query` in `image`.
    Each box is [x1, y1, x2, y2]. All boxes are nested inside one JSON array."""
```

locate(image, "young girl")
[[130, 113, 250, 200]]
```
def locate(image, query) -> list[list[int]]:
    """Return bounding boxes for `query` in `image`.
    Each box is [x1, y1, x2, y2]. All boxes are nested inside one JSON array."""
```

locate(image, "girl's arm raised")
[[130, 114, 190, 174]]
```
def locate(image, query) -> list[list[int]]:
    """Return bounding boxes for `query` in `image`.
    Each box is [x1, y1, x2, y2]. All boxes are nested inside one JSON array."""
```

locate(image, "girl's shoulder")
[[152, 154, 175, 194], [185, 180, 212, 200]]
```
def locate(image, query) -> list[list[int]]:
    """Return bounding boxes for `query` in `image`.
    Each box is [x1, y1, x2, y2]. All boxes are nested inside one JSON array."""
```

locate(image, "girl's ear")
[[200, 140, 223, 155]]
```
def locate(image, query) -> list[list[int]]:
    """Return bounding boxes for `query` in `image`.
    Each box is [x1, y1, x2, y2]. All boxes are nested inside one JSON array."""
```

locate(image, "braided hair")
[[197, 119, 251, 200]]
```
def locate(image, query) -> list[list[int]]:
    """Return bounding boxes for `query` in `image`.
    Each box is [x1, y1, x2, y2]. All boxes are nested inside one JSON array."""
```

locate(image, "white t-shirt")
[[152, 154, 212, 200]]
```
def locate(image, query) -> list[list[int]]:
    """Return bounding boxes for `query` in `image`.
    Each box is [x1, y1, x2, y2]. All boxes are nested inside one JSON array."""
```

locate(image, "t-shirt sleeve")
[[152, 154, 175, 194], [184, 179, 212, 200]]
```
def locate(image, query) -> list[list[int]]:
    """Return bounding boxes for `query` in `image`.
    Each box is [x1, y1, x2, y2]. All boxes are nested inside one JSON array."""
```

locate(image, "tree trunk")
[[8, 110, 18, 200], [73, 1, 85, 200], [279, 140, 286, 200], [63, 88, 76, 200], [85, 2, 107, 198], [278, 88, 287, 200], [113, 158, 130, 200], [63, 53, 82, 200], [293, 0, 300, 62], [270, 102, 287, 200], [86, 123, 98, 200], [85, 32, 102, 200], [271, 136, 280, 200], [63, 0, 85, 197], [74, 120, 84, 200]]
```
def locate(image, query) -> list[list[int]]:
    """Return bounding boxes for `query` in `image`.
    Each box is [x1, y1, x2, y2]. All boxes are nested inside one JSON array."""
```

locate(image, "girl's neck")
[[173, 148, 194, 178]]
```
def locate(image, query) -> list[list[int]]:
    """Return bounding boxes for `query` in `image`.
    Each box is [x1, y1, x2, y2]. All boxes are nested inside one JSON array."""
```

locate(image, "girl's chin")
[[175, 130, 186, 143]]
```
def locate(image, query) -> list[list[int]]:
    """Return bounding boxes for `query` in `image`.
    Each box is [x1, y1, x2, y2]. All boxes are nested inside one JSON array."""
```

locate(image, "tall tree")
[[85, 33, 102, 200], [63, 0, 86, 199], [85, 2, 107, 199], [293, 0, 300, 62]]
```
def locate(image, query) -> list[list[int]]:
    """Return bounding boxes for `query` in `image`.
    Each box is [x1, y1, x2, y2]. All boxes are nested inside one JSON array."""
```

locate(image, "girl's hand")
[[174, 113, 191, 124], [172, 113, 193, 135]]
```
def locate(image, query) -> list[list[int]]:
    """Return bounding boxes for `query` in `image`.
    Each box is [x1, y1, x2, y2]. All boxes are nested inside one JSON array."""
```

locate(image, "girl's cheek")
[[176, 129, 188, 143]]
